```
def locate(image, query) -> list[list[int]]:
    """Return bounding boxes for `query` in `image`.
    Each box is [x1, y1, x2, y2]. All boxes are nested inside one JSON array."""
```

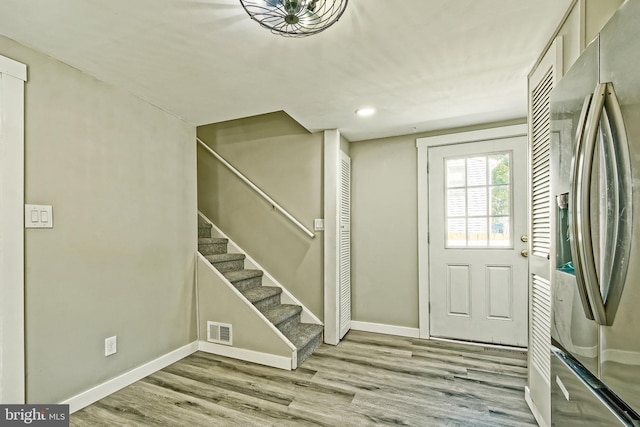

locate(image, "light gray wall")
[[350, 135, 419, 327], [197, 112, 323, 319], [0, 35, 197, 404], [350, 119, 526, 328]]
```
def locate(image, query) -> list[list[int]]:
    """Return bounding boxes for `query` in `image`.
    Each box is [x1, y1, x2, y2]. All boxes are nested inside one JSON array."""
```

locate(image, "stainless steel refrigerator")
[[550, 0, 640, 425]]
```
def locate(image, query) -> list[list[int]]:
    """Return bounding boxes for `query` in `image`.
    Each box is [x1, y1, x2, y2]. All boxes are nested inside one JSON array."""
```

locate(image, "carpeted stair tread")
[[284, 323, 324, 349], [242, 286, 282, 304], [198, 237, 228, 245], [198, 237, 229, 255], [198, 221, 213, 238], [262, 304, 302, 326], [205, 253, 245, 263], [223, 269, 263, 282]]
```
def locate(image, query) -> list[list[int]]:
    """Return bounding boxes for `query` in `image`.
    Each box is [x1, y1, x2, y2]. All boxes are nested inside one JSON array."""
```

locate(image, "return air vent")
[[207, 321, 232, 345]]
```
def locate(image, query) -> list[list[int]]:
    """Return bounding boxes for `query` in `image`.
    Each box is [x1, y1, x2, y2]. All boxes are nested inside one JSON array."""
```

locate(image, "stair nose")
[[205, 253, 245, 273], [198, 237, 229, 255], [223, 269, 264, 291], [284, 324, 324, 349], [242, 286, 282, 311], [262, 304, 302, 333], [285, 323, 324, 366]]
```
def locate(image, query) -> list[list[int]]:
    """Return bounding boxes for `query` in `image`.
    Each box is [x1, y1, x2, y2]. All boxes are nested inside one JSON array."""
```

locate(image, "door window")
[[445, 152, 512, 248]]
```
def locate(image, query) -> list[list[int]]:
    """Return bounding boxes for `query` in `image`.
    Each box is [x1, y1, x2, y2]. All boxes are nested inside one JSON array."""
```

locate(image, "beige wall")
[[0, 35, 197, 404], [350, 119, 525, 328], [350, 134, 418, 327], [197, 112, 323, 319]]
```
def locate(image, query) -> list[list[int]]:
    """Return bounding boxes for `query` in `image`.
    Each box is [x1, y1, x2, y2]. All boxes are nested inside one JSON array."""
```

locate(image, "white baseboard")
[[198, 341, 293, 370], [62, 341, 198, 414], [350, 321, 420, 338], [525, 386, 549, 427]]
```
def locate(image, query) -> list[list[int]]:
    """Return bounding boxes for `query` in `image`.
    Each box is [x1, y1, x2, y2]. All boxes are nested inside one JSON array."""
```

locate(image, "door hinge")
[[427, 232, 430, 244], [426, 161, 429, 173]]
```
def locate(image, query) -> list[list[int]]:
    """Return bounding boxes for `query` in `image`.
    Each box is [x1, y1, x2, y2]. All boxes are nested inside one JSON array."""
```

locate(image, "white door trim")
[[416, 124, 528, 340], [0, 54, 26, 403]]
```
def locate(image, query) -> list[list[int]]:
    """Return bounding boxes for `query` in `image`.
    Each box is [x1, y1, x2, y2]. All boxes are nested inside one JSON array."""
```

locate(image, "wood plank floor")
[[71, 331, 537, 426]]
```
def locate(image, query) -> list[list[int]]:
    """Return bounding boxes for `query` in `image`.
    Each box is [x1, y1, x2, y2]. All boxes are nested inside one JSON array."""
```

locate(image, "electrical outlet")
[[105, 336, 117, 356]]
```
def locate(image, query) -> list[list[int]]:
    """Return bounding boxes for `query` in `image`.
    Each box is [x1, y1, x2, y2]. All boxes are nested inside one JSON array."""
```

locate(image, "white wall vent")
[[207, 321, 232, 345]]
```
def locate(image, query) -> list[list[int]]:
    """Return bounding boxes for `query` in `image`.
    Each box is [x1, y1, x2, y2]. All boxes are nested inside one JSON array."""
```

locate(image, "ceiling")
[[0, 0, 572, 141]]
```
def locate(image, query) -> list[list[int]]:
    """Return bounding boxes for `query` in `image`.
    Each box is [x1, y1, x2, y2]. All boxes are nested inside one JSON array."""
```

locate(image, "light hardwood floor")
[[71, 330, 537, 426]]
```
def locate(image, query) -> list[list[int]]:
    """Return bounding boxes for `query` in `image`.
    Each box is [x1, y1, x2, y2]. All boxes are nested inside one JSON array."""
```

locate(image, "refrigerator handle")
[[569, 94, 596, 320], [599, 82, 633, 326], [576, 82, 608, 325]]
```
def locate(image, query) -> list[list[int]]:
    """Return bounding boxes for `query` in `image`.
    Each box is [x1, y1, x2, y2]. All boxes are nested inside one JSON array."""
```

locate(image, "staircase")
[[198, 218, 324, 367]]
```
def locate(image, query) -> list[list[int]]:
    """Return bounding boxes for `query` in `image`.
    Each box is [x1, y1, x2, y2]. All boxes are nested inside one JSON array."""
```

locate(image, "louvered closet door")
[[526, 38, 559, 426], [530, 67, 553, 381], [339, 151, 351, 339]]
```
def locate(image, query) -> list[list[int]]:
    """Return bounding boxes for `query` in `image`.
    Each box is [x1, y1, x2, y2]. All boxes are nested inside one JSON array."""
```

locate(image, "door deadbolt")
[[520, 235, 528, 243]]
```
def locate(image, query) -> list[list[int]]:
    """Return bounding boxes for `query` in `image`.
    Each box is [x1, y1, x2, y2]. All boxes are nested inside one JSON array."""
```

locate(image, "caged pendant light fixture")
[[239, 0, 348, 38]]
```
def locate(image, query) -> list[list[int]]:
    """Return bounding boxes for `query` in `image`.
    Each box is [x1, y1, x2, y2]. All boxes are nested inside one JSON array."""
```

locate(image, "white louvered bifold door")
[[339, 151, 351, 339], [531, 275, 551, 374], [526, 37, 560, 426], [531, 68, 553, 261], [530, 67, 553, 382]]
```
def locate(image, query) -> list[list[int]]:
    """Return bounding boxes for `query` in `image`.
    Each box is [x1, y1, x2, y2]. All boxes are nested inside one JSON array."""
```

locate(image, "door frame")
[[416, 124, 528, 340], [0, 54, 26, 403]]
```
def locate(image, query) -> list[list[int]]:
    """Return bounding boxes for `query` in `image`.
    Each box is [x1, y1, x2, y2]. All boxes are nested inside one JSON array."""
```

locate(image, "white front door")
[[428, 135, 528, 347]]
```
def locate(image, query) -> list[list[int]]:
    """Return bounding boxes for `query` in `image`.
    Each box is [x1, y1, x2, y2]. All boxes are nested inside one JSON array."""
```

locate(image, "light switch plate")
[[25, 204, 53, 228]]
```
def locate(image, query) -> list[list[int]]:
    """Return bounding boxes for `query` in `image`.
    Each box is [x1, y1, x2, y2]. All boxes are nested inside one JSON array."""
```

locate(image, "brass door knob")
[[521, 249, 529, 257]]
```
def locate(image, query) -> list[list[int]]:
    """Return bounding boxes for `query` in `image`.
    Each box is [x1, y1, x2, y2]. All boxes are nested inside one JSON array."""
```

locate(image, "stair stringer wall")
[[196, 254, 297, 370], [199, 211, 323, 326]]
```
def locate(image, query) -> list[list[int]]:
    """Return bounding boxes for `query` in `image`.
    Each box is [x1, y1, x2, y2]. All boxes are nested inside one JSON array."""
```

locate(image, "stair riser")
[[198, 226, 212, 238], [212, 259, 244, 273], [231, 276, 262, 292], [253, 294, 282, 312], [198, 243, 227, 255], [297, 334, 323, 366], [275, 314, 301, 334]]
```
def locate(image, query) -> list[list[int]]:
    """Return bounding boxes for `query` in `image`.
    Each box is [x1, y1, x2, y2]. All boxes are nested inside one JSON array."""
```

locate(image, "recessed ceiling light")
[[355, 107, 376, 117]]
